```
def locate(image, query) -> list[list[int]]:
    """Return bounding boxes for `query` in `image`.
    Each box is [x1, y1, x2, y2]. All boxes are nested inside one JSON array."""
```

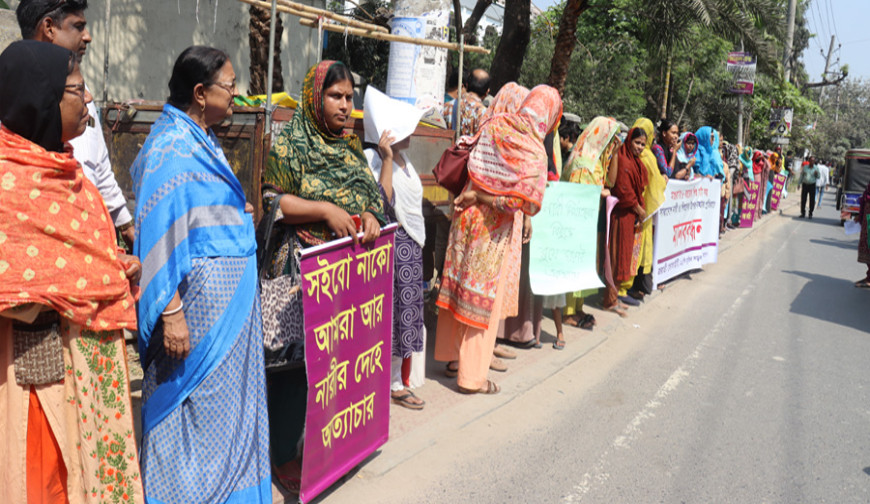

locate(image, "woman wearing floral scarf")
[[436, 85, 562, 394]]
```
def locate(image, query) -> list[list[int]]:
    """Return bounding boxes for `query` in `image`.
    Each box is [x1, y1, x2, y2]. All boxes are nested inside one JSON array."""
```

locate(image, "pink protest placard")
[[770, 173, 787, 211], [299, 224, 397, 503], [740, 180, 760, 228]]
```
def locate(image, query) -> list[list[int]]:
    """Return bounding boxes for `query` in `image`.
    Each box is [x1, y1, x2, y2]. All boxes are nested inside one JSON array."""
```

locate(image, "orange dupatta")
[[0, 127, 135, 330]]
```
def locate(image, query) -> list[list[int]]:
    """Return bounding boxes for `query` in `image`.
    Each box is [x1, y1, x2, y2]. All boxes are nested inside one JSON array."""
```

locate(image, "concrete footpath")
[[286, 194, 800, 503], [121, 192, 798, 504]]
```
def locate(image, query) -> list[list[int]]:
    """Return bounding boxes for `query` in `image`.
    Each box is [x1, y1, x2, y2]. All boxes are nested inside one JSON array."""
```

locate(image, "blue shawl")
[[694, 126, 724, 177], [676, 131, 697, 164], [131, 104, 256, 433]]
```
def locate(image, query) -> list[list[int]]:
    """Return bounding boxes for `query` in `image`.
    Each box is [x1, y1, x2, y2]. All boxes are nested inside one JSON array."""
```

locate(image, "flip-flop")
[[493, 345, 517, 360], [553, 339, 566, 350], [459, 379, 500, 395], [533, 341, 543, 349], [391, 390, 425, 410], [618, 295, 640, 307], [490, 357, 508, 372], [445, 362, 459, 378]]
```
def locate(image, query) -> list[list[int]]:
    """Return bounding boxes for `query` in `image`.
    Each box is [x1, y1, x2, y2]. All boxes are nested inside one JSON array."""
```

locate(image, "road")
[[320, 198, 870, 504]]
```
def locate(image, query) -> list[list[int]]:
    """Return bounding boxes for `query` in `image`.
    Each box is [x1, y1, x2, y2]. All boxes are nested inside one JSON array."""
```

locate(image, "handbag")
[[432, 142, 470, 195], [256, 195, 305, 367], [13, 311, 64, 386], [732, 176, 745, 195]]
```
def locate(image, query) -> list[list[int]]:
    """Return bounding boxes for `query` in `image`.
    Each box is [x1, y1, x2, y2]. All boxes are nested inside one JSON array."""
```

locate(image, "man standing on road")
[[816, 160, 830, 209], [800, 155, 820, 219], [16, 0, 135, 248]]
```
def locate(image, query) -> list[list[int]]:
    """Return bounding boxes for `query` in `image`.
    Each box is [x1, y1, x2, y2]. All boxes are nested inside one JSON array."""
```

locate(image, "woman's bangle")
[[162, 301, 183, 316]]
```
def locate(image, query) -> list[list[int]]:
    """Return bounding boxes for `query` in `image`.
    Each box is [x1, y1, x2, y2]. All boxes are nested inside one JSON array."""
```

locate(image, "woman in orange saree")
[[0, 41, 143, 504], [435, 85, 562, 394]]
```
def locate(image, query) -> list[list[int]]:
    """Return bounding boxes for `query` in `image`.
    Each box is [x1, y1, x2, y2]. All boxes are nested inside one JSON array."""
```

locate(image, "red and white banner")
[[652, 179, 721, 286]]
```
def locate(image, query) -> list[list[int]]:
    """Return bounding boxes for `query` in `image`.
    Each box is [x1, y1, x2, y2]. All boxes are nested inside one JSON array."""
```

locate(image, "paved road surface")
[[322, 199, 870, 504]]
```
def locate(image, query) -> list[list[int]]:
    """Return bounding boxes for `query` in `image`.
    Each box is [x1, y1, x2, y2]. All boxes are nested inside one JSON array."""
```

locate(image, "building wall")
[[6, 0, 324, 103]]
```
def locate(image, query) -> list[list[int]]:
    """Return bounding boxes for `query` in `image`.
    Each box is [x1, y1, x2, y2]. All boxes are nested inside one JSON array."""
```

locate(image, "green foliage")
[[798, 79, 870, 163], [0, 1, 9, 9], [322, 0, 391, 89]]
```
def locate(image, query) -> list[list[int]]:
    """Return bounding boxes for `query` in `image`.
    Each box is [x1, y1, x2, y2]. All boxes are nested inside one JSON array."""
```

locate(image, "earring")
[[201, 102, 206, 113]]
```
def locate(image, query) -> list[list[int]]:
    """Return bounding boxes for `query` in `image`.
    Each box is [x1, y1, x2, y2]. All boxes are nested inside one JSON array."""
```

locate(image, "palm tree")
[[642, 0, 784, 119], [248, 4, 284, 96]]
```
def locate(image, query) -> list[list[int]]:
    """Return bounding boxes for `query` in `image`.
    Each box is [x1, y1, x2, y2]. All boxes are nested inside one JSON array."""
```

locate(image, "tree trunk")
[[248, 4, 285, 95], [462, 0, 494, 46], [660, 52, 672, 119], [452, 0, 463, 39], [546, 0, 591, 95], [676, 70, 695, 127], [488, 0, 532, 94]]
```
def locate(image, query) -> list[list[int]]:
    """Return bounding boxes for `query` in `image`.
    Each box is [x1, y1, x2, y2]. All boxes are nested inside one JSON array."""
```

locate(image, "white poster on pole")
[[652, 179, 721, 286]]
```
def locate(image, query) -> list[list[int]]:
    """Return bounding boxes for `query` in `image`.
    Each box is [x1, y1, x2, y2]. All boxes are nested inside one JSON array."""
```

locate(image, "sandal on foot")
[[459, 379, 500, 395], [580, 314, 596, 330], [391, 390, 425, 410], [533, 341, 543, 349], [855, 279, 870, 289], [562, 315, 581, 327], [490, 357, 508, 372], [493, 345, 517, 359], [445, 362, 459, 378], [553, 339, 566, 350]]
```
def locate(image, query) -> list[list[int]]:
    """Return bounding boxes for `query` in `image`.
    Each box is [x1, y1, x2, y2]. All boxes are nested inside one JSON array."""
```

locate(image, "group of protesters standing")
[[433, 68, 795, 399], [0, 2, 804, 503]]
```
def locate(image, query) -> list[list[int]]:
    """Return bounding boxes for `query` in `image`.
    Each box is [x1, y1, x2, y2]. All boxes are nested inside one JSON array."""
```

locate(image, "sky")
[[532, 0, 868, 81]]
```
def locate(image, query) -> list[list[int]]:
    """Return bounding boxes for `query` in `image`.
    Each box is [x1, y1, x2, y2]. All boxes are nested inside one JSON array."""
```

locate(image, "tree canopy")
[[321, 0, 868, 162]]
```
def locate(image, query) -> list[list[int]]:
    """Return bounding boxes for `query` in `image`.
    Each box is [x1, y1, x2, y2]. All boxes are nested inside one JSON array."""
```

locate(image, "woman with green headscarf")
[[261, 61, 386, 489], [627, 118, 666, 302], [264, 60, 385, 248]]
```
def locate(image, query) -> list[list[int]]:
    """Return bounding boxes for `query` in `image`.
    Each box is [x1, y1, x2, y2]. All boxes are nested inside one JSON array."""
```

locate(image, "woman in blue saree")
[[131, 46, 270, 504]]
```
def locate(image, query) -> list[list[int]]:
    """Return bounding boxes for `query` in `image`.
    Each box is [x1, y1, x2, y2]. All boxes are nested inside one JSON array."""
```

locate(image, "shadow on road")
[[809, 237, 860, 251], [791, 215, 842, 227], [783, 270, 870, 333]]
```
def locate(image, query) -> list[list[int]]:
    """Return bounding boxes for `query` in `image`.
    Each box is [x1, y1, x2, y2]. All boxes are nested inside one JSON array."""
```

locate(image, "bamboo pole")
[[298, 18, 490, 54], [238, 0, 388, 34], [279, 0, 388, 33]]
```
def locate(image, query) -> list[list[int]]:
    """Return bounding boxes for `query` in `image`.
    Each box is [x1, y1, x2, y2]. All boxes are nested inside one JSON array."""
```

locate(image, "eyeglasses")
[[64, 83, 86, 102], [210, 80, 237, 96]]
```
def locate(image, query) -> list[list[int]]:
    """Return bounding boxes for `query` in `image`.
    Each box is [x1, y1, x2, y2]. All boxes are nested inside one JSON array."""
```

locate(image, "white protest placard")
[[652, 178, 721, 286]]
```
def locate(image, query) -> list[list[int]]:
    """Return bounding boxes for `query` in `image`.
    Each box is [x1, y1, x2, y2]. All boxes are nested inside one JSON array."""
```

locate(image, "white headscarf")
[[363, 87, 426, 247]]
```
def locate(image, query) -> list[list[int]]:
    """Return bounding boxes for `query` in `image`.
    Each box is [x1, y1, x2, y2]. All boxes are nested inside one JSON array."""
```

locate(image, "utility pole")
[[783, 0, 797, 83], [737, 40, 744, 146], [818, 35, 836, 105]]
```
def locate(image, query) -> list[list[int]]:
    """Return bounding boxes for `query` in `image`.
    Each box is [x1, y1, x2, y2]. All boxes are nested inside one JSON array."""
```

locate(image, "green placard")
[[529, 182, 604, 295]]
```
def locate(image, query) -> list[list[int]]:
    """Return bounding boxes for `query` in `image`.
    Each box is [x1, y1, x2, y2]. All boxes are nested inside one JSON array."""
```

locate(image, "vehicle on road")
[[836, 149, 870, 224]]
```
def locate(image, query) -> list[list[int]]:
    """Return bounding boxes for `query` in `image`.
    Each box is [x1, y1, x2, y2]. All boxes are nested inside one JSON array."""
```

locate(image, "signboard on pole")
[[727, 52, 757, 94], [768, 107, 794, 145], [529, 182, 604, 295], [652, 179, 721, 286], [299, 225, 397, 503]]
